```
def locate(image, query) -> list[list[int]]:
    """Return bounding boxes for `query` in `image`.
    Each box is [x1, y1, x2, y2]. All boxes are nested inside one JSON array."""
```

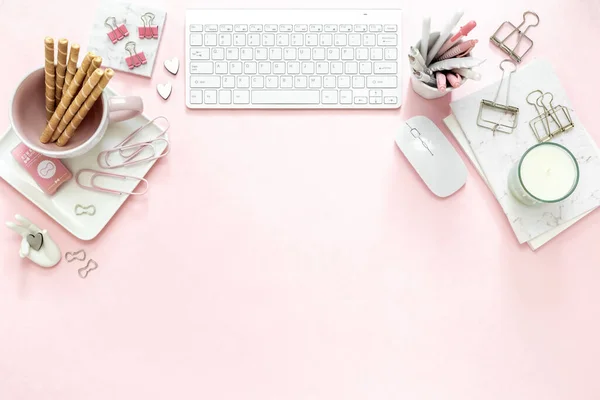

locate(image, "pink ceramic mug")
[[9, 68, 143, 159]]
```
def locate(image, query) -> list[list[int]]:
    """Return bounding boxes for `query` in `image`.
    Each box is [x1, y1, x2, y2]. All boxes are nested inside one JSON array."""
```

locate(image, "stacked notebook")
[[444, 60, 600, 249]]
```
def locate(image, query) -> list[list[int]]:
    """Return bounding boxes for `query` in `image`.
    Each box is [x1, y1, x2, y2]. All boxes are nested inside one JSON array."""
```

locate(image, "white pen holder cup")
[[410, 32, 468, 100]]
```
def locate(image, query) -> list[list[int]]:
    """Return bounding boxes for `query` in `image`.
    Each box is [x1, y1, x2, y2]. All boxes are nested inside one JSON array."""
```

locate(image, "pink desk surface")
[[1, 0, 600, 398]]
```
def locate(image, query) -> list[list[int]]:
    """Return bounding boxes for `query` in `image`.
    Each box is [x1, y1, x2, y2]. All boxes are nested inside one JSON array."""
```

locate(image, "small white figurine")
[[5, 214, 61, 268]]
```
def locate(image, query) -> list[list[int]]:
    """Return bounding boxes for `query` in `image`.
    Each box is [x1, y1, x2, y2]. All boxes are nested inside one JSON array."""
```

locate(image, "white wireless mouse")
[[395, 116, 467, 197]]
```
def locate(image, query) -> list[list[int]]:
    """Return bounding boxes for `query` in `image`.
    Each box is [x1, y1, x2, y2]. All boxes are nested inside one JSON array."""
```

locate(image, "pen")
[[427, 10, 464, 64], [420, 17, 431, 64], [436, 20, 476, 57], [409, 46, 428, 73], [436, 72, 447, 92], [437, 39, 478, 61], [446, 72, 461, 88]]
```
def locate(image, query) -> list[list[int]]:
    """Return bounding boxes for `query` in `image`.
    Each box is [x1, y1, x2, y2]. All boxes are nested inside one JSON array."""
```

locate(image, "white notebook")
[[449, 60, 600, 244]]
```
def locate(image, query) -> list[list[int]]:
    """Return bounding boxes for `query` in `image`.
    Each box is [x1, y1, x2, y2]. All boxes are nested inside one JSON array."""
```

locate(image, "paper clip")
[[124, 41, 147, 69], [490, 11, 539, 63], [97, 116, 170, 168], [76, 169, 149, 196], [527, 90, 574, 143], [105, 16, 129, 44], [65, 249, 87, 262], [78, 259, 99, 279], [74, 204, 96, 216], [477, 59, 519, 135]]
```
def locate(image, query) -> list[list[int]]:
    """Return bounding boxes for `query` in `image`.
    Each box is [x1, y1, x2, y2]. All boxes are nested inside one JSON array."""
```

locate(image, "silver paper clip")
[[527, 90, 574, 143], [76, 169, 149, 196], [78, 259, 99, 279], [98, 117, 170, 168], [74, 204, 96, 216], [477, 59, 519, 135], [65, 249, 87, 262], [490, 11, 539, 63]]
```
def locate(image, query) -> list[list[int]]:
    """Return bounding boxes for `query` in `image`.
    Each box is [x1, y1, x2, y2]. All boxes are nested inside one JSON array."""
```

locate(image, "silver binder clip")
[[477, 59, 519, 135], [490, 11, 539, 63], [527, 90, 574, 143]]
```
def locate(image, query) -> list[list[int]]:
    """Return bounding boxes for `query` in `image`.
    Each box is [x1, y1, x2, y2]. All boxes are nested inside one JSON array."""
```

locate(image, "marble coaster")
[[88, 0, 166, 78]]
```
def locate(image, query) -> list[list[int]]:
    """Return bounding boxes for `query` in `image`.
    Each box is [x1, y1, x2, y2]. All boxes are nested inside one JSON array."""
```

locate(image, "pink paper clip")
[[124, 41, 146, 69], [98, 117, 170, 168], [76, 169, 149, 196], [139, 12, 158, 39], [105, 16, 129, 44]]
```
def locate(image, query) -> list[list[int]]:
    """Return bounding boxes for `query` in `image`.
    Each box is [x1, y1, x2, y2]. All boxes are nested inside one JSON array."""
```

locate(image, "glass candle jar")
[[508, 143, 579, 206]]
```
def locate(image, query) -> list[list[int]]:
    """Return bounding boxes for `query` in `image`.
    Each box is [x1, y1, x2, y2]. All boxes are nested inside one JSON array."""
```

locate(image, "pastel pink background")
[[1, 0, 600, 398]]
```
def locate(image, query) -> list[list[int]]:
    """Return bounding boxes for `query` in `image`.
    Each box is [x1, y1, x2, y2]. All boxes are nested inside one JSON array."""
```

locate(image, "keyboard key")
[[295, 24, 308, 32], [312, 48, 325, 60], [219, 25, 232, 32], [340, 24, 352, 32], [323, 76, 336, 87], [262, 34, 275, 46], [345, 62, 358, 74], [211, 48, 224, 60], [287, 62, 300, 74], [354, 24, 367, 32], [226, 48, 239, 60], [191, 48, 210, 60], [205, 25, 218, 32], [340, 90, 352, 104], [244, 62, 257, 74], [259, 62, 271, 74], [233, 34, 246, 46], [241, 48, 253, 60], [309, 24, 323, 32], [269, 48, 282, 60], [330, 62, 343, 74], [369, 90, 382, 97], [370, 48, 383, 60], [316, 62, 329, 74], [349, 34, 361, 46], [230, 62, 242, 74], [237, 76, 250, 88], [377, 34, 397, 46], [215, 62, 228, 73], [355, 96, 367, 104], [219, 90, 232, 104], [233, 90, 250, 104], [366, 76, 397, 88], [190, 34, 203, 46], [359, 62, 372, 74], [352, 76, 365, 88], [249, 24, 263, 32], [276, 34, 289, 46], [248, 34, 260, 46], [320, 34, 332, 46], [223, 76, 235, 88], [205, 34, 217, 46], [235, 24, 248, 32], [384, 24, 397, 32], [253, 90, 320, 104], [334, 34, 347, 46], [338, 76, 350, 88], [266, 76, 279, 88], [273, 62, 286, 74], [190, 90, 202, 104], [294, 76, 307, 88], [291, 34, 303, 46], [374, 62, 397, 74], [322, 90, 338, 104], [341, 48, 354, 60], [280, 24, 293, 32], [265, 24, 278, 32], [191, 76, 220, 88], [369, 24, 383, 32], [363, 34, 376, 46], [251, 76, 264, 88], [190, 24, 203, 32], [255, 48, 268, 60], [369, 96, 382, 104], [191, 62, 214, 74], [306, 34, 318, 46], [356, 48, 368, 60], [284, 48, 297, 60], [302, 62, 314, 74], [384, 48, 398, 60], [281, 76, 293, 88], [298, 48, 311, 60], [324, 24, 338, 32], [309, 76, 322, 88], [384, 96, 398, 104], [327, 48, 340, 60], [205, 90, 217, 104]]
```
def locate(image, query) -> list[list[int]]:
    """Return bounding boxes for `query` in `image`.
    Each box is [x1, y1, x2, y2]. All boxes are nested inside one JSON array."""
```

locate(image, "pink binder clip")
[[97, 116, 171, 169], [124, 41, 146, 69], [138, 12, 158, 39], [105, 16, 129, 44]]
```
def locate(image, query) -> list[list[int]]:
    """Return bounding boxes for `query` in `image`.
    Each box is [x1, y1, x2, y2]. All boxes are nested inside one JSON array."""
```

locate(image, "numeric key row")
[[190, 33, 397, 47]]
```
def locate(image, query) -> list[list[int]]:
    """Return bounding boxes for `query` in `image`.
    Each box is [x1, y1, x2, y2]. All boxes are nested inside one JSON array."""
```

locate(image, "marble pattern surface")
[[87, 1, 166, 78], [450, 60, 600, 244]]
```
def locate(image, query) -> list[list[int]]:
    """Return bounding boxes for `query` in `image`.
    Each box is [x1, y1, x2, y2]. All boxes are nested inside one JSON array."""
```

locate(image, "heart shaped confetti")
[[164, 57, 179, 75], [157, 83, 172, 100]]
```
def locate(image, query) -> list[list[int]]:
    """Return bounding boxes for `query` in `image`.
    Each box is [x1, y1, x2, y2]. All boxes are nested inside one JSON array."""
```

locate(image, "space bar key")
[[252, 91, 320, 104]]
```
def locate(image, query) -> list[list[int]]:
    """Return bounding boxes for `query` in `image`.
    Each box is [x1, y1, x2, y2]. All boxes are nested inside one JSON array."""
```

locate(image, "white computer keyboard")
[[185, 9, 402, 109]]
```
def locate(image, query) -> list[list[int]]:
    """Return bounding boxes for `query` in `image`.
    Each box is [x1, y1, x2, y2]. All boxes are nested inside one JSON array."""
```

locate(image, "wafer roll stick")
[[40, 52, 94, 143], [85, 56, 102, 80], [57, 69, 114, 147], [54, 39, 68, 104], [62, 43, 79, 98], [54, 69, 104, 145], [44, 37, 55, 121]]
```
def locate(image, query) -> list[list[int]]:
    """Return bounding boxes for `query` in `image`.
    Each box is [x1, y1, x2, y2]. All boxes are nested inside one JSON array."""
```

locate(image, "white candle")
[[508, 143, 579, 205]]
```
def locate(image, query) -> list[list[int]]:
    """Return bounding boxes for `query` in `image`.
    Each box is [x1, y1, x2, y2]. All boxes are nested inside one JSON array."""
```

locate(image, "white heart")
[[157, 83, 172, 100], [164, 57, 179, 75]]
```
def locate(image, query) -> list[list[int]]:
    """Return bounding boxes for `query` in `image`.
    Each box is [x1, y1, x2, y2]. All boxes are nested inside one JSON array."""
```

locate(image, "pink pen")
[[436, 20, 477, 57], [436, 72, 447, 92], [438, 39, 478, 61], [446, 73, 461, 88]]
